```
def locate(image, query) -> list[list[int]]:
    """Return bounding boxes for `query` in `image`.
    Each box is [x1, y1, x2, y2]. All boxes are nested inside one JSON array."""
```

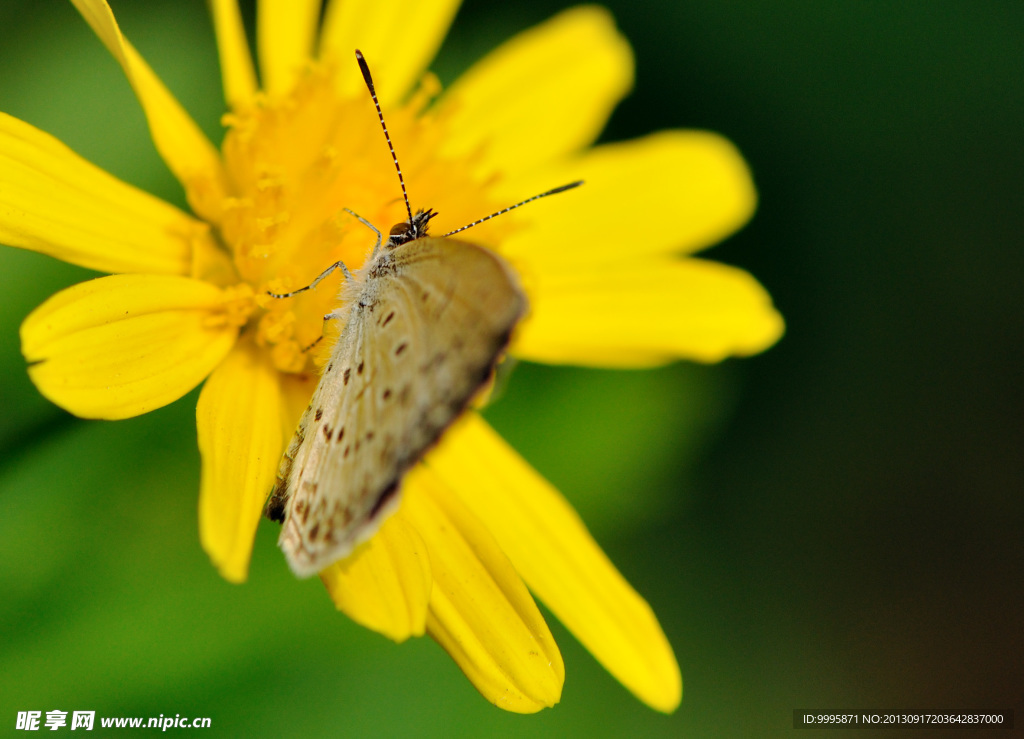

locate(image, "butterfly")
[[264, 50, 580, 577]]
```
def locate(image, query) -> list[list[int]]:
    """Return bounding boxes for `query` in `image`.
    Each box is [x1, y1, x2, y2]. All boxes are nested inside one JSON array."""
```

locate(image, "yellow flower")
[[1, 0, 783, 715]]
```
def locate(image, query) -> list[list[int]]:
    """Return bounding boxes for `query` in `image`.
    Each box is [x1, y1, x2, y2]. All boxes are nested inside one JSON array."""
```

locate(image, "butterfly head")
[[386, 208, 437, 248]]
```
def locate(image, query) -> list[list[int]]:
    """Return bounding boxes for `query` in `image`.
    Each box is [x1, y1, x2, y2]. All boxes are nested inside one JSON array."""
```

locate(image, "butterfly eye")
[[389, 222, 411, 237]]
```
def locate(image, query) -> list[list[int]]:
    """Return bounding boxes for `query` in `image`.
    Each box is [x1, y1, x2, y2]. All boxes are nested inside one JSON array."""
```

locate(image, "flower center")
[[217, 63, 506, 373]]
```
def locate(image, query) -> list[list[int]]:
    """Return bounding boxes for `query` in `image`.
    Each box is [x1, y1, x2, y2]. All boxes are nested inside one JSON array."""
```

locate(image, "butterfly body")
[[265, 50, 578, 578], [266, 210, 525, 577]]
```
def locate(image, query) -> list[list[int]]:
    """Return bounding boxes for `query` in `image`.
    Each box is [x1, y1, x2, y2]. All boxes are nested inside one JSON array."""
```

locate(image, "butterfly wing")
[[267, 237, 525, 577]]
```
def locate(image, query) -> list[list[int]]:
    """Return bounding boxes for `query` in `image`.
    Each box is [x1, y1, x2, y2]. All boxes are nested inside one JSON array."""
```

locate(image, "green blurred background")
[[1, 1, 1021, 736]]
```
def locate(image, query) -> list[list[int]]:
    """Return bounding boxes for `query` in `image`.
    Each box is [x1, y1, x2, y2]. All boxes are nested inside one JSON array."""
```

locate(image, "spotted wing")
[[267, 237, 525, 577]]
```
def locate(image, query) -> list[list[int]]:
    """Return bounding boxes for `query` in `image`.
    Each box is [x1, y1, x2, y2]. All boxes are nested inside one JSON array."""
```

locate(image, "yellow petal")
[[210, 0, 258, 110], [402, 465, 564, 713], [69, 0, 228, 223], [500, 131, 758, 268], [436, 6, 632, 177], [21, 274, 238, 419], [197, 341, 283, 583], [257, 0, 322, 95], [513, 257, 785, 367], [0, 112, 201, 275], [426, 414, 682, 712], [320, 0, 461, 106], [320, 513, 432, 642]]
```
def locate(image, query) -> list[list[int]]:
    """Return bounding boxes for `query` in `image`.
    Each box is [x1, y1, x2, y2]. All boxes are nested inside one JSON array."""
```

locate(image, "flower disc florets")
[[215, 63, 507, 373]]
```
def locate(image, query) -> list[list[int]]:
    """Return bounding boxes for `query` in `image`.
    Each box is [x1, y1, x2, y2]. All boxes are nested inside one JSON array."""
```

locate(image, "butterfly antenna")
[[442, 181, 584, 238], [356, 49, 414, 224]]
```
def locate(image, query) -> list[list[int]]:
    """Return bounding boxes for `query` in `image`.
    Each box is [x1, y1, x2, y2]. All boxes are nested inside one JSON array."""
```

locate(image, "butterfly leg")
[[267, 261, 353, 299], [298, 308, 346, 353], [343, 207, 383, 258]]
